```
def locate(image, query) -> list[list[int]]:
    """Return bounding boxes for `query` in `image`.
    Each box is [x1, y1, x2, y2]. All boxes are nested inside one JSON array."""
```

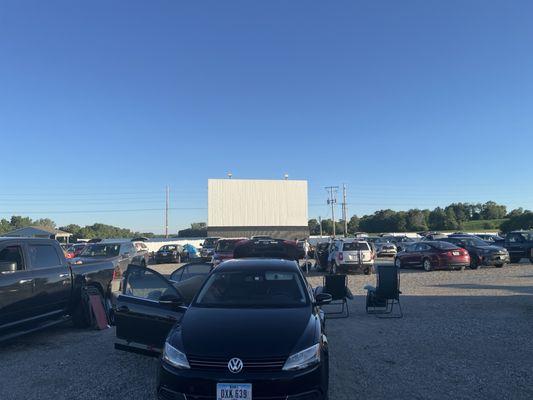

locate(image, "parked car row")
[[390, 230, 533, 271]]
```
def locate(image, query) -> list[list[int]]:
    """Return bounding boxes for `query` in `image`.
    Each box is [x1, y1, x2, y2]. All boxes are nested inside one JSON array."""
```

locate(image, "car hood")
[[479, 245, 507, 252], [174, 306, 316, 358]]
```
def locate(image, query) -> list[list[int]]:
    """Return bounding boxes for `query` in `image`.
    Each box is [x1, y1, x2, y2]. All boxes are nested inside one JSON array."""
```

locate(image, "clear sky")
[[1, 0, 532, 233]]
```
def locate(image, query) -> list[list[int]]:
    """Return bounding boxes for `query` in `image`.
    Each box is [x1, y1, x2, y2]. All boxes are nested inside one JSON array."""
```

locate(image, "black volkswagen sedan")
[[114, 259, 331, 400], [439, 235, 510, 269]]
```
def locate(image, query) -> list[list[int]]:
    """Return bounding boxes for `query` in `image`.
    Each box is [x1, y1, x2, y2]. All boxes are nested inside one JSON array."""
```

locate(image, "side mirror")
[[0, 261, 17, 273], [315, 293, 332, 306]]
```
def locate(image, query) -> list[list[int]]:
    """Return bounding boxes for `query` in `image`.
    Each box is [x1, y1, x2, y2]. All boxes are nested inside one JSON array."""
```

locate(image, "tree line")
[[0, 216, 155, 241], [308, 202, 532, 235]]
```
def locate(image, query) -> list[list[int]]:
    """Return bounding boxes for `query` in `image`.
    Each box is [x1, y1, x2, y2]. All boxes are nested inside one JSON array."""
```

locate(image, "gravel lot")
[[1, 261, 533, 400]]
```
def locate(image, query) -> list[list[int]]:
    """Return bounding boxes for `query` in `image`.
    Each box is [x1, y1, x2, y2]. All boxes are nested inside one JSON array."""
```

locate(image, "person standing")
[[303, 238, 310, 273]]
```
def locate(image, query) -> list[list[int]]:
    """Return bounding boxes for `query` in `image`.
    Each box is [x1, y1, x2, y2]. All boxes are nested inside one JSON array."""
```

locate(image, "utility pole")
[[165, 185, 169, 238], [325, 186, 338, 237], [342, 183, 348, 237]]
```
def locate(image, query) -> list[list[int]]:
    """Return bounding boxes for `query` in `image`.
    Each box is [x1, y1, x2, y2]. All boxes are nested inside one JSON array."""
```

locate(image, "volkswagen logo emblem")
[[227, 358, 244, 374]]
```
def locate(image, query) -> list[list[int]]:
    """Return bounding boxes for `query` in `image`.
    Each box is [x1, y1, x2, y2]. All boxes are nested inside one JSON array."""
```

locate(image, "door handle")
[[59, 273, 70, 278], [117, 306, 129, 313], [19, 279, 33, 284]]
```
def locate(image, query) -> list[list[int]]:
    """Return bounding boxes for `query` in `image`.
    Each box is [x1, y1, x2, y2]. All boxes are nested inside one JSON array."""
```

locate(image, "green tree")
[[480, 201, 507, 220], [347, 215, 360, 234], [500, 212, 533, 233], [308, 219, 320, 235]]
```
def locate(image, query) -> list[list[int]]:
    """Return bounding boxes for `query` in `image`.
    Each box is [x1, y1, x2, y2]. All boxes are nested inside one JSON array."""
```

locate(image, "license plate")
[[452, 251, 460, 256], [217, 384, 252, 400]]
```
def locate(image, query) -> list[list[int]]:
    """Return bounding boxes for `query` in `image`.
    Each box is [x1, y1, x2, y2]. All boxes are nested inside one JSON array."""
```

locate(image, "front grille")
[[188, 356, 286, 372]]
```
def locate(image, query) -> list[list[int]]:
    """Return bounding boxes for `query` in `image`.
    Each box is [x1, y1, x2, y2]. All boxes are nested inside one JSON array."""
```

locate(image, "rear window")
[[430, 241, 459, 250], [342, 242, 370, 251], [216, 240, 241, 252]]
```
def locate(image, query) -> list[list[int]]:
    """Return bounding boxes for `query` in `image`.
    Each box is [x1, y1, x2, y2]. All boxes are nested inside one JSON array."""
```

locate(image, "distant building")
[[207, 179, 309, 240], [2, 226, 73, 243]]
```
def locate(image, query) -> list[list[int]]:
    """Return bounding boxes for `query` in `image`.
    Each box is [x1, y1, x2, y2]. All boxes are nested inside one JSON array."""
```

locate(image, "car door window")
[[28, 245, 61, 269], [124, 266, 179, 301], [178, 263, 212, 282], [0, 245, 25, 271]]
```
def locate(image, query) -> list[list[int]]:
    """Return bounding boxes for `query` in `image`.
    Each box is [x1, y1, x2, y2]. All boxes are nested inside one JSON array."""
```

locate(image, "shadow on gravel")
[[326, 294, 533, 400], [431, 283, 533, 295]]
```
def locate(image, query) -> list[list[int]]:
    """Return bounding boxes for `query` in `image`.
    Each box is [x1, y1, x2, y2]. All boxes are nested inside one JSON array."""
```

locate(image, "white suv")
[[328, 239, 374, 275]]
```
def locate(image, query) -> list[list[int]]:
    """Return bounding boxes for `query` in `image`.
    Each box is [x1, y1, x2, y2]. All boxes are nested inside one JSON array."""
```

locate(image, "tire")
[[364, 267, 371, 275], [73, 286, 100, 328], [394, 257, 402, 269], [495, 263, 504, 268], [422, 258, 432, 272], [469, 256, 480, 270]]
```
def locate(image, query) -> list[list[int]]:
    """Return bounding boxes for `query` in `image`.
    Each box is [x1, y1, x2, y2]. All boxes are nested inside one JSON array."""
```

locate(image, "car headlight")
[[162, 342, 190, 369], [282, 343, 320, 371]]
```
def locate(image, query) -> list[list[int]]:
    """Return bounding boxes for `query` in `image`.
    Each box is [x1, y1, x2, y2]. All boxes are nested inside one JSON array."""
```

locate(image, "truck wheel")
[[73, 286, 96, 328], [73, 286, 108, 329]]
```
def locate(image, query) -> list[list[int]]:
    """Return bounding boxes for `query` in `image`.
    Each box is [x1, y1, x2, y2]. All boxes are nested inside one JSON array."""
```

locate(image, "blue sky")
[[1, 0, 532, 233]]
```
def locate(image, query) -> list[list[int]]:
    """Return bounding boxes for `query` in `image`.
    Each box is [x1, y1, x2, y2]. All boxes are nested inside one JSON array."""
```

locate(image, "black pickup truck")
[[0, 238, 117, 341], [502, 231, 533, 263]]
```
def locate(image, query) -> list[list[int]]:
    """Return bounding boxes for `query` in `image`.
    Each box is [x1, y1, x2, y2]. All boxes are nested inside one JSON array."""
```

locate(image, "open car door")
[[114, 265, 186, 356]]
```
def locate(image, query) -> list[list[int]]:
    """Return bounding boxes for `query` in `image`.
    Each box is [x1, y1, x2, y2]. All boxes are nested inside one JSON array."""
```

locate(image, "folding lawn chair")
[[322, 274, 350, 318], [364, 265, 403, 318]]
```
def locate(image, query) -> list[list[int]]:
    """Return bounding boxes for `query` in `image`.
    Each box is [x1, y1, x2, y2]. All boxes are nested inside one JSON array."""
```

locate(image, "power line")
[[0, 207, 207, 215]]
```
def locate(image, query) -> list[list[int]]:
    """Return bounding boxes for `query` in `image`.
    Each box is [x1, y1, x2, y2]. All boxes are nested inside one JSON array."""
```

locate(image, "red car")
[[394, 241, 470, 271], [211, 238, 247, 266]]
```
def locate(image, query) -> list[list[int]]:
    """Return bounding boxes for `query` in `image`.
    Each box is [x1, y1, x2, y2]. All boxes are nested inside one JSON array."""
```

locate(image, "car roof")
[[215, 258, 299, 272]]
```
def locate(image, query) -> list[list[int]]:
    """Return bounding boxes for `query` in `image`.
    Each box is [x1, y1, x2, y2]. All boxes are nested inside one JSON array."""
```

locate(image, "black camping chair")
[[364, 265, 403, 318], [322, 274, 350, 318]]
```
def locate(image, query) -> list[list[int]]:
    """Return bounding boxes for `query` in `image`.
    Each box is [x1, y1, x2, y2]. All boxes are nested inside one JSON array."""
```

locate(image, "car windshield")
[[203, 238, 218, 247], [216, 240, 241, 252], [342, 242, 370, 251], [430, 241, 459, 250], [519, 233, 533, 241], [79, 243, 120, 257], [194, 270, 308, 308]]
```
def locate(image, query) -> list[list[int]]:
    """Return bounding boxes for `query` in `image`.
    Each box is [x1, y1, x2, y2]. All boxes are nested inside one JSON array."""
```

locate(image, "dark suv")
[[502, 231, 533, 263], [440, 235, 509, 269]]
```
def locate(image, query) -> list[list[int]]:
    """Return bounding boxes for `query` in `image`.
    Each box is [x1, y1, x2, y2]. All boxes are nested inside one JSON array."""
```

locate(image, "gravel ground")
[[1, 261, 532, 400]]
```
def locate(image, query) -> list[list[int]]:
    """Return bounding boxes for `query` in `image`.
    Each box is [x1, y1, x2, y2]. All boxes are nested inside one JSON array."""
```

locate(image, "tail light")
[[338, 252, 344, 261]]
